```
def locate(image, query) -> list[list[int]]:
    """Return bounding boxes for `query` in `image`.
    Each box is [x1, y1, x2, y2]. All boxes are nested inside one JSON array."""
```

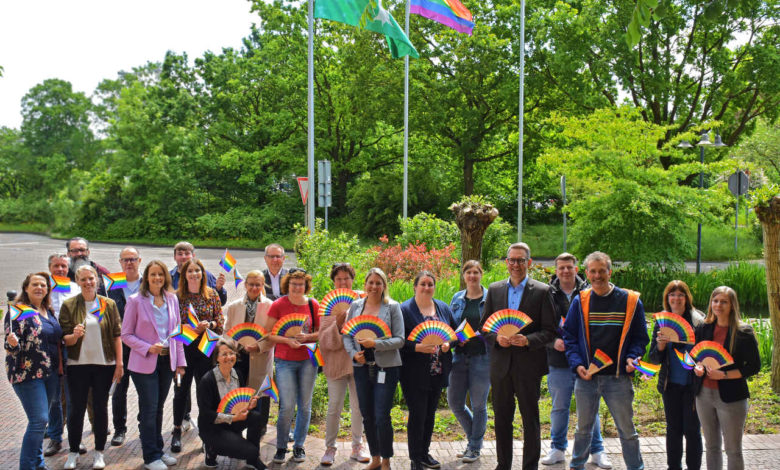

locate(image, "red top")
[[268, 296, 320, 362], [703, 324, 728, 390]]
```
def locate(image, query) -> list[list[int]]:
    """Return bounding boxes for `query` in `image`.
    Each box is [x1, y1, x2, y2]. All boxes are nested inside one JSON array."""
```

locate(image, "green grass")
[[524, 222, 763, 261], [0, 222, 50, 233]]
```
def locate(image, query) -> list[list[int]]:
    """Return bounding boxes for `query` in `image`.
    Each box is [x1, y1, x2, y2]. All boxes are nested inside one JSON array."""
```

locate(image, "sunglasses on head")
[[288, 268, 307, 275]]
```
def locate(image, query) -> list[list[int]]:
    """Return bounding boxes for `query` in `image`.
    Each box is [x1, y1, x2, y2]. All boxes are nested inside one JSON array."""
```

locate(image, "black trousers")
[[111, 344, 133, 433], [200, 409, 263, 465], [663, 382, 703, 470], [402, 382, 444, 462], [66, 364, 114, 452], [492, 372, 542, 470], [173, 342, 212, 426]]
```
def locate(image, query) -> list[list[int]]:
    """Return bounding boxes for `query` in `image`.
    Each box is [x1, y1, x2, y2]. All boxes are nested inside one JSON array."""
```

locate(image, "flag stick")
[[402, 0, 410, 221]]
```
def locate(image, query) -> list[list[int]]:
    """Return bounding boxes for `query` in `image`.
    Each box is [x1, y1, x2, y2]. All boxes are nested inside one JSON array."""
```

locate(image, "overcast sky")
[[0, 0, 259, 129]]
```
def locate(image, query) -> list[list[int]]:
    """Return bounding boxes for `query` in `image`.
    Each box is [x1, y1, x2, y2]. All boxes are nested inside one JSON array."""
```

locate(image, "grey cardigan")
[[342, 298, 404, 368]]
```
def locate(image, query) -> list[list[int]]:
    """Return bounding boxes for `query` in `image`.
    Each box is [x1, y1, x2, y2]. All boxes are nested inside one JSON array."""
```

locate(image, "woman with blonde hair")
[[693, 286, 760, 470]]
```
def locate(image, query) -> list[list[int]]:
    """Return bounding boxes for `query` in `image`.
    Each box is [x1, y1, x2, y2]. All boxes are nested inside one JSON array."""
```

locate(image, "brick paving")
[[3, 345, 780, 470]]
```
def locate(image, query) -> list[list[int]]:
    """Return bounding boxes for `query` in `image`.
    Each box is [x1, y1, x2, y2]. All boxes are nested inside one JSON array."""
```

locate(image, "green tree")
[[737, 119, 780, 185]]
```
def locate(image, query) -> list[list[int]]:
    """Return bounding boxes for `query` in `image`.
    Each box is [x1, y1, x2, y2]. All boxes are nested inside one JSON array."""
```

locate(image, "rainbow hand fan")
[[259, 375, 279, 402], [653, 312, 695, 344], [8, 304, 38, 322], [632, 359, 661, 378], [690, 341, 734, 370], [482, 309, 533, 336], [587, 349, 613, 375], [197, 329, 220, 357], [171, 324, 199, 345], [226, 322, 267, 347], [271, 313, 309, 338], [455, 319, 480, 343], [407, 320, 457, 345], [216, 387, 256, 414], [102, 272, 128, 291], [51, 276, 71, 293], [674, 348, 695, 370], [318, 289, 359, 316], [341, 315, 391, 340]]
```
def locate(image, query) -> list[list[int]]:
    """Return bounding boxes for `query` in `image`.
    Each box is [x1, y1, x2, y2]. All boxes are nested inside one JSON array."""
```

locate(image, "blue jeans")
[[131, 356, 174, 464], [274, 358, 317, 449], [13, 374, 60, 470], [45, 373, 64, 443], [353, 365, 399, 459], [547, 366, 604, 453], [447, 353, 491, 452], [572, 375, 643, 470]]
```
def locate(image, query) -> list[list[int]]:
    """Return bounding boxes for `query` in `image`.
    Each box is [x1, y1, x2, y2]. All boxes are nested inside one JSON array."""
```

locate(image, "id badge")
[[377, 370, 386, 384]]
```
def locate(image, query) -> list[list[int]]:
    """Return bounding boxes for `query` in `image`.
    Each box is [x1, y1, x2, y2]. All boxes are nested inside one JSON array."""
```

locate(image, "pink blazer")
[[121, 291, 186, 374]]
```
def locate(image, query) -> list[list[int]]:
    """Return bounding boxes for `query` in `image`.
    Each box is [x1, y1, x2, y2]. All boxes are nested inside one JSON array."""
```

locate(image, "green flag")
[[315, 0, 420, 59]]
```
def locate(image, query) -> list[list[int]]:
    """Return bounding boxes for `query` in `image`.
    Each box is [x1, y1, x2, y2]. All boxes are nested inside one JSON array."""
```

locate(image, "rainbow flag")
[[197, 329, 220, 357], [305, 343, 325, 367], [219, 249, 237, 273], [259, 375, 279, 402], [455, 319, 480, 343], [674, 348, 695, 370], [410, 0, 474, 35], [8, 304, 38, 322], [234, 268, 244, 288], [102, 272, 128, 291], [185, 304, 199, 329], [89, 297, 108, 323], [172, 324, 199, 345], [51, 276, 71, 293]]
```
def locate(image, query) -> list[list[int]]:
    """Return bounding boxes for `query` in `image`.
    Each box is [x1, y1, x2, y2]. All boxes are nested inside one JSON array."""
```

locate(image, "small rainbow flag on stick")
[[587, 349, 613, 375], [185, 304, 199, 329], [259, 375, 279, 402], [233, 268, 244, 288], [219, 249, 237, 273], [89, 297, 108, 323], [102, 272, 128, 291], [8, 304, 38, 322], [455, 319, 480, 343], [51, 276, 71, 293], [632, 359, 661, 378], [171, 324, 199, 345], [410, 0, 474, 35], [197, 329, 220, 357], [674, 348, 695, 370], [305, 343, 325, 367]]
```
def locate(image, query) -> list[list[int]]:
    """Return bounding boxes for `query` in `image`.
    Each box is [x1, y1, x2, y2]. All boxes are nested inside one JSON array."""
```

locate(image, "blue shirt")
[[507, 276, 529, 310], [122, 279, 140, 300], [150, 297, 170, 347]]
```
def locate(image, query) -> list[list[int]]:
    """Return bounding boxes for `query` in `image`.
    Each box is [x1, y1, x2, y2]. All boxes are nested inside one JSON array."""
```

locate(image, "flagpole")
[[307, 0, 316, 231], [402, 0, 410, 221], [516, 0, 525, 242]]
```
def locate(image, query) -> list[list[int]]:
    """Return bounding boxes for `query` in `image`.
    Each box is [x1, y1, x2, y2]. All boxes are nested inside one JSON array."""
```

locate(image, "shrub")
[[370, 238, 459, 283], [482, 216, 514, 264], [395, 212, 458, 250]]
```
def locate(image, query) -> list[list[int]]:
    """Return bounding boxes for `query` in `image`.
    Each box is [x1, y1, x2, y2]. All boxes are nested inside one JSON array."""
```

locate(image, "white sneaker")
[[64, 453, 79, 469], [590, 452, 613, 469], [144, 460, 168, 470], [93, 452, 105, 469], [540, 448, 565, 465], [161, 453, 177, 466]]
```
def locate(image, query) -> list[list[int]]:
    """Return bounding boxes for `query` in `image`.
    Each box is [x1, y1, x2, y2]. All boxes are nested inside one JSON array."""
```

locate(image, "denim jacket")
[[449, 287, 488, 324]]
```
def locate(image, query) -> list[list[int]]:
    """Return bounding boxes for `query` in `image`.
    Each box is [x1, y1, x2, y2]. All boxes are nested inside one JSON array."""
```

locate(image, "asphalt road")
[[0, 232, 298, 305]]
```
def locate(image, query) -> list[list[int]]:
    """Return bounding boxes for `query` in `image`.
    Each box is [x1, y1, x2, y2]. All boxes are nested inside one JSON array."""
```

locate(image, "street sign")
[[317, 160, 332, 208], [728, 171, 749, 197], [297, 177, 309, 205]]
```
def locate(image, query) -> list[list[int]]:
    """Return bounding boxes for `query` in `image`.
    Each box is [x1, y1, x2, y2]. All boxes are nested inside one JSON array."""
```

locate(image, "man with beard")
[[66, 237, 109, 295]]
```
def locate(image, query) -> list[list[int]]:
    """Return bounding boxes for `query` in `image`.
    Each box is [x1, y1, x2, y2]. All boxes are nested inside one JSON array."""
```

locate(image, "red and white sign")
[[297, 177, 309, 205]]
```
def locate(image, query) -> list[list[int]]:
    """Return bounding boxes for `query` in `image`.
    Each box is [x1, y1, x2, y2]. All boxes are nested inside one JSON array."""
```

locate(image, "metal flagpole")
[[307, 0, 316, 231], [403, 0, 410, 221], [516, 0, 525, 242]]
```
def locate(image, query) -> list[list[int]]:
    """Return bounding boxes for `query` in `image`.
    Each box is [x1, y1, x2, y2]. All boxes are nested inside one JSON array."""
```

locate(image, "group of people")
[[3, 237, 761, 470]]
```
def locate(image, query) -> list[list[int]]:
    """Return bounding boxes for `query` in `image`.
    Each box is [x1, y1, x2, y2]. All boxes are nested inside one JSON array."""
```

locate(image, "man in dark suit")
[[108, 246, 143, 447], [480, 242, 555, 470], [262, 243, 289, 301]]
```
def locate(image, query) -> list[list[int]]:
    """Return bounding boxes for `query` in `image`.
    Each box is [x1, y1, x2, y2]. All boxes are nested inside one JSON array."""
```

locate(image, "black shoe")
[[43, 440, 61, 457], [410, 462, 424, 470], [170, 428, 182, 453], [292, 447, 305, 462], [273, 449, 287, 464], [36, 465, 49, 470], [78, 444, 87, 455], [110, 431, 125, 447], [204, 452, 218, 468], [420, 454, 441, 469], [246, 460, 267, 470]]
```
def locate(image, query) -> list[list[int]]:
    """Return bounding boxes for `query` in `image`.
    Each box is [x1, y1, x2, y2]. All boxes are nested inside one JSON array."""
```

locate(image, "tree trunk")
[[755, 195, 780, 393], [450, 199, 499, 289]]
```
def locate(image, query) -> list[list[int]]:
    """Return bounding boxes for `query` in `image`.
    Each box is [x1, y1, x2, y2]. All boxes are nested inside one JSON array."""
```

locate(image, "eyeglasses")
[[120, 257, 139, 263], [288, 268, 307, 275], [69, 248, 88, 254], [265, 254, 284, 259], [506, 258, 528, 265]]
